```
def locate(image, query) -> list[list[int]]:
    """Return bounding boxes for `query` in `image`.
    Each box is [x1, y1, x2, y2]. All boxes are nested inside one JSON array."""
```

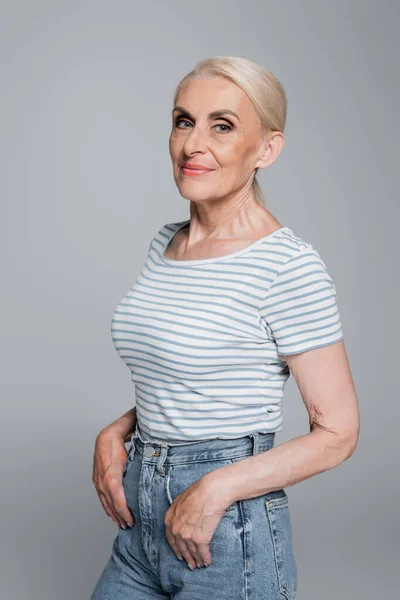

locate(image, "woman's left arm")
[[202, 339, 360, 507]]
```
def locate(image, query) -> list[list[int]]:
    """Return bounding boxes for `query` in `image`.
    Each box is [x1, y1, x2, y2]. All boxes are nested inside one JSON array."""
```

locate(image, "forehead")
[[176, 77, 259, 122]]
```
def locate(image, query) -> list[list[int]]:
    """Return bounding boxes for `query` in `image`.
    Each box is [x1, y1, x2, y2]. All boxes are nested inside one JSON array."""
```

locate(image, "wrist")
[[99, 407, 137, 444], [99, 422, 128, 443], [201, 470, 237, 510]]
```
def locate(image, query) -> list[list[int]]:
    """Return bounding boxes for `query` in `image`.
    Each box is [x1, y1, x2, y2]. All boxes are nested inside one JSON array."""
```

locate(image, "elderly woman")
[[90, 56, 359, 600]]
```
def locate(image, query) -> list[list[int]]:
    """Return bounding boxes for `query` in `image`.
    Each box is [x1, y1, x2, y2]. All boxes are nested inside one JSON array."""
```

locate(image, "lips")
[[181, 163, 213, 171], [181, 166, 213, 176]]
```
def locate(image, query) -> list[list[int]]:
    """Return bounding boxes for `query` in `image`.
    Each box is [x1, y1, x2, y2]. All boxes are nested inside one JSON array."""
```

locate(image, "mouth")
[[181, 166, 214, 176]]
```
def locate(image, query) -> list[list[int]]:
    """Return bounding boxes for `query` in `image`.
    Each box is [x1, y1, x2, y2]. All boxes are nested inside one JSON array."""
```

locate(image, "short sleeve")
[[259, 246, 343, 356]]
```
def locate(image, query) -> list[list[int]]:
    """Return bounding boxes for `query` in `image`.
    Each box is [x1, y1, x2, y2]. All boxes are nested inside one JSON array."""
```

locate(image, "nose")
[[182, 126, 209, 155]]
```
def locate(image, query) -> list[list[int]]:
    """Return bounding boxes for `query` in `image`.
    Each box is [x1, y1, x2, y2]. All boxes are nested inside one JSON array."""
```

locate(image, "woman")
[[90, 56, 359, 599]]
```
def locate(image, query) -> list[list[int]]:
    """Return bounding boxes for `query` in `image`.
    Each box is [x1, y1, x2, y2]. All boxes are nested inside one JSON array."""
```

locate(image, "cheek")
[[169, 135, 178, 152], [218, 147, 254, 178], [220, 136, 253, 162], [169, 132, 184, 151], [169, 144, 184, 169]]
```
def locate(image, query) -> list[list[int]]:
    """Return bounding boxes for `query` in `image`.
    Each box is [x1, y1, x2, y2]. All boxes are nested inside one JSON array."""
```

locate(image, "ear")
[[255, 131, 285, 170]]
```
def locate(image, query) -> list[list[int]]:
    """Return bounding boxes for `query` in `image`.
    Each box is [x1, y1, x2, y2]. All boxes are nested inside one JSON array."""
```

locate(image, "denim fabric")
[[89, 429, 298, 600]]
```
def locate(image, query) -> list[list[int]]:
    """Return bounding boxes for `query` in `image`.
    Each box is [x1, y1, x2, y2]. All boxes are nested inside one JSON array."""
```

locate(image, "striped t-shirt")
[[111, 218, 343, 444]]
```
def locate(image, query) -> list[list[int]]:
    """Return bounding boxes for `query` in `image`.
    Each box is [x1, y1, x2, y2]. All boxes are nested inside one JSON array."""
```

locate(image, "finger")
[[113, 485, 135, 527], [103, 476, 129, 527], [94, 469, 126, 528], [98, 490, 120, 525], [100, 489, 127, 528], [186, 539, 207, 568], [176, 542, 196, 569], [167, 534, 196, 569], [191, 541, 211, 567], [164, 516, 196, 568], [96, 487, 114, 520]]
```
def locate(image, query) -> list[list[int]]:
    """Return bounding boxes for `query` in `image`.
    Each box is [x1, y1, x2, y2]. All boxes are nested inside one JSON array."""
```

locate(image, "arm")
[[98, 406, 137, 444], [203, 339, 360, 506], [92, 407, 137, 529]]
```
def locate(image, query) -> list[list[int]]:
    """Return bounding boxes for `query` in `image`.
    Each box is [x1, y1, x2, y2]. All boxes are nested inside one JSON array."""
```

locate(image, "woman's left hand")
[[164, 476, 232, 570]]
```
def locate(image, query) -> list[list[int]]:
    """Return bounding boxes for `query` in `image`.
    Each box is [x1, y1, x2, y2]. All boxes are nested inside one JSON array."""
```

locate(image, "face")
[[169, 76, 282, 206]]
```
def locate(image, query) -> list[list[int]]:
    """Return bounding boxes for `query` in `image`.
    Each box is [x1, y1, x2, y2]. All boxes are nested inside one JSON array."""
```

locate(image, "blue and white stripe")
[[111, 219, 343, 444]]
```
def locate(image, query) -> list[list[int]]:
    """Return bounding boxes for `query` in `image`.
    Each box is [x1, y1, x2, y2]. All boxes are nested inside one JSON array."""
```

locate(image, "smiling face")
[[169, 76, 279, 207]]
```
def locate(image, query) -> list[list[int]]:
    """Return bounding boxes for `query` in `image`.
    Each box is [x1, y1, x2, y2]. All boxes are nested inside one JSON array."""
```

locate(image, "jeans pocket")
[[164, 459, 237, 513], [265, 491, 298, 600]]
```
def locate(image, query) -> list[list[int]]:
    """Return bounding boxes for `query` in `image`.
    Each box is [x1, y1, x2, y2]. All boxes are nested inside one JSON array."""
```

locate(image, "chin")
[[178, 190, 221, 205]]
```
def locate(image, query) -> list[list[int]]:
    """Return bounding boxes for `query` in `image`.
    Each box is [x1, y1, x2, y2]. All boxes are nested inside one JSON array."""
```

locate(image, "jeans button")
[[144, 445, 155, 457]]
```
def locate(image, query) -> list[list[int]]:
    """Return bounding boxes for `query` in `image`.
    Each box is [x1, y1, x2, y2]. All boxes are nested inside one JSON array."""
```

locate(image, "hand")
[[164, 476, 231, 570], [92, 428, 134, 529]]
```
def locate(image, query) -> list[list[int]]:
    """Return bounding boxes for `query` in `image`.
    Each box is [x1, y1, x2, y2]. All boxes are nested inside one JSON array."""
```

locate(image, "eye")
[[174, 118, 191, 128], [174, 118, 232, 133], [214, 123, 231, 133]]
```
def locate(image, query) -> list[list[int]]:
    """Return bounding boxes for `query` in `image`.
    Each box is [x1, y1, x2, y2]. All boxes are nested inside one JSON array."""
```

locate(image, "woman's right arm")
[[92, 407, 137, 529], [98, 406, 137, 444]]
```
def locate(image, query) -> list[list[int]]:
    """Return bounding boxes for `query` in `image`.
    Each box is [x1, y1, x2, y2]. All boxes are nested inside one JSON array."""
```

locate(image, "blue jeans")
[[90, 429, 298, 599]]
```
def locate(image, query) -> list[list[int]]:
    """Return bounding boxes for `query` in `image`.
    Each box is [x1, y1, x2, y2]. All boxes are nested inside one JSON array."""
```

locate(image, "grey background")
[[1, 0, 398, 598]]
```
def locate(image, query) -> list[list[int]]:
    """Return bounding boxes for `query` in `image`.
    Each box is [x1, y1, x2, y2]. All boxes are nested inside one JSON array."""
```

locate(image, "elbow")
[[312, 424, 359, 468], [310, 409, 360, 464], [343, 411, 361, 458], [337, 425, 360, 461]]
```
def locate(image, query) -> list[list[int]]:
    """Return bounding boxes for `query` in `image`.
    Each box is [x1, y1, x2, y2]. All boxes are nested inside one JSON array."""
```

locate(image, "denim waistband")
[[126, 428, 275, 474]]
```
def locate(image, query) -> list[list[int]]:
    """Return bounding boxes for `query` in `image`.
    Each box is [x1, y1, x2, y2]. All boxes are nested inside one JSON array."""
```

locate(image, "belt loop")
[[157, 445, 168, 476], [251, 432, 260, 455], [128, 429, 138, 461]]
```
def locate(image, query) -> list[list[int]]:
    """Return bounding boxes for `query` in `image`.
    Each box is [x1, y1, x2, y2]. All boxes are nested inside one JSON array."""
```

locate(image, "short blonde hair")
[[173, 56, 287, 207]]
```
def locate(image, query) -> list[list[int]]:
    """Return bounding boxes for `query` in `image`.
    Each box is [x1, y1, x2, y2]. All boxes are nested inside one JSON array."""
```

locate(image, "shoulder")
[[146, 219, 189, 254], [259, 228, 343, 354], [275, 225, 312, 250], [157, 219, 189, 241], [269, 226, 331, 266], [259, 227, 337, 294]]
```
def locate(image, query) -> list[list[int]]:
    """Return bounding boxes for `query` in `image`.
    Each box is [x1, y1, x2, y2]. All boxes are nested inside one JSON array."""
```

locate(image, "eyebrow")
[[172, 106, 239, 121]]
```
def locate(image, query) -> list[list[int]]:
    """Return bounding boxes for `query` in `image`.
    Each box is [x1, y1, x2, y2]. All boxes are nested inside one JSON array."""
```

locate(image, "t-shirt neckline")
[[160, 219, 291, 266]]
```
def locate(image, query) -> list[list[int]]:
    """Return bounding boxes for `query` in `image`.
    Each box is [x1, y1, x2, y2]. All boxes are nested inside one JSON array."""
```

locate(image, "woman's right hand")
[[92, 427, 135, 529]]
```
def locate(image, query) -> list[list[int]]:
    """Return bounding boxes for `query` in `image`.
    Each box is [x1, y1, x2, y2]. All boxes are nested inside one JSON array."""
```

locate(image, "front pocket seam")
[[265, 499, 296, 600], [164, 466, 173, 505], [164, 461, 238, 512]]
